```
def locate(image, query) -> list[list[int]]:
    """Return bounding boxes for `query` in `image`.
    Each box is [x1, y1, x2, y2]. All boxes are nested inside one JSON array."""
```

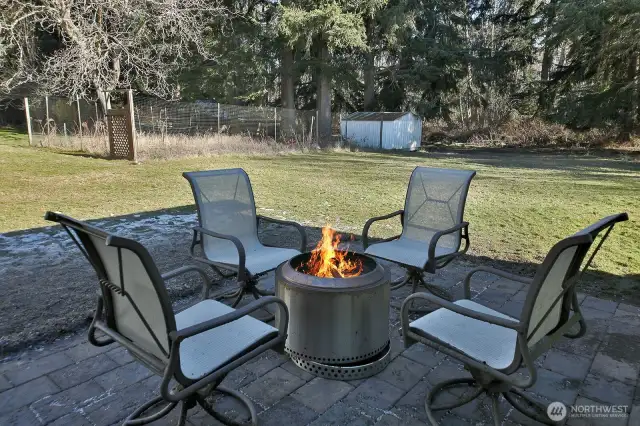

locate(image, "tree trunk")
[[315, 37, 332, 145], [363, 17, 375, 110], [538, 0, 558, 114], [363, 52, 375, 110], [96, 86, 110, 115], [636, 54, 640, 126], [621, 55, 638, 141], [540, 45, 554, 82], [280, 46, 296, 138]]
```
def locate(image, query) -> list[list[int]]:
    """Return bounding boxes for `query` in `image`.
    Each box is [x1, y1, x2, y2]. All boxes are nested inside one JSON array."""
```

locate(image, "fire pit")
[[275, 226, 391, 380]]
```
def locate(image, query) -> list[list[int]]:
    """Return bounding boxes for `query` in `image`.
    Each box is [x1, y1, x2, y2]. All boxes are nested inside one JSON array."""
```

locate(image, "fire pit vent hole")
[[286, 343, 388, 365], [289, 343, 392, 381]]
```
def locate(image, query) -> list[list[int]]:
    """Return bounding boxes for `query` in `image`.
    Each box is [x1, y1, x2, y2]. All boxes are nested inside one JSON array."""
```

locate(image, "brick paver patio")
[[1, 225, 638, 425]]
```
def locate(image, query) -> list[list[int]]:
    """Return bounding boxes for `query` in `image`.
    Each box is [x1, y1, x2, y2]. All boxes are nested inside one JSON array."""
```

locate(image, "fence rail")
[[22, 95, 320, 159]]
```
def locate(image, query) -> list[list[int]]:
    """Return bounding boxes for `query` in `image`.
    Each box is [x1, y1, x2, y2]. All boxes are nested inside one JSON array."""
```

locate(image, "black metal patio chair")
[[362, 166, 476, 303], [183, 169, 307, 315], [45, 212, 289, 426], [401, 213, 628, 426]]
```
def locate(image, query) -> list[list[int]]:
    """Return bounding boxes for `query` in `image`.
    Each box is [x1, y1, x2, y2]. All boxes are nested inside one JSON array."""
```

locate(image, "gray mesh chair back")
[[521, 212, 629, 348], [45, 212, 175, 362], [522, 239, 586, 347], [184, 169, 259, 260], [363, 166, 476, 301], [402, 167, 476, 255]]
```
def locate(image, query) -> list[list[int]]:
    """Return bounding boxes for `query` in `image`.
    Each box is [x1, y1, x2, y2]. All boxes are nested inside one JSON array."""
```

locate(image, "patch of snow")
[[0, 213, 197, 275]]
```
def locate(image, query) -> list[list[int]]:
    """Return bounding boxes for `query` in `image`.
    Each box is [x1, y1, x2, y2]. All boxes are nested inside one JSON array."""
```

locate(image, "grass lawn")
[[1, 129, 638, 286]]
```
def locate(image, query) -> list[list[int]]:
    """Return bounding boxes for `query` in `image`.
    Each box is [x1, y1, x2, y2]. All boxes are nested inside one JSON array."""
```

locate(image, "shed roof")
[[342, 111, 412, 122]]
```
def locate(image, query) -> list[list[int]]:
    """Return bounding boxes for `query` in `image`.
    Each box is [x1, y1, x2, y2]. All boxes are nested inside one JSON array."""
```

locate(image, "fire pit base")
[[287, 342, 391, 381]]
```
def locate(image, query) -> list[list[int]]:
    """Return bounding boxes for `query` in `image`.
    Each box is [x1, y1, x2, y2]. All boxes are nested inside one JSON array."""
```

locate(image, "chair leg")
[[418, 274, 453, 301], [196, 385, 258, 426], [503, 389, 556, 425], [230, 289, 246, 308], [253, 286, 275, 296], [424, 378, 484, 426], [211, 278, 274, 323], [122, 396, 179, 426], [390, 272, 410, 290], [250, 288, 275, 322], [210, 264, 237, 279], [390, 268, 452, 301], [213, 287, 244, 301], [488, 392, 502, 426], [393, 271, 453, 314], [177, 401, 189, 426]]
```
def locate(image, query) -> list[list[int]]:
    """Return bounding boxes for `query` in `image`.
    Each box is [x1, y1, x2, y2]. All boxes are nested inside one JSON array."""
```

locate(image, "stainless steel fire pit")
[[275, 251, 391, 380]]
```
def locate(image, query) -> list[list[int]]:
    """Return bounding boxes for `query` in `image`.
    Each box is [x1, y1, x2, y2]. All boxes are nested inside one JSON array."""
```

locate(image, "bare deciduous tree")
[[0, 0, 228, 111]]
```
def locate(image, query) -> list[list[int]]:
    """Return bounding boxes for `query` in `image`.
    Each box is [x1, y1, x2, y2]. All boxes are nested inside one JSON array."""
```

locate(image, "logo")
[[547, 401, 567, 421]]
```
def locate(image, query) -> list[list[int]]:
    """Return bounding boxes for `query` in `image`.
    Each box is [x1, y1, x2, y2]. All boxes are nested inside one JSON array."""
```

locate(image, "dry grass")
[[423, 118, 640, 150], [32, 131, 319, 159], [136, 133, 302, 159]]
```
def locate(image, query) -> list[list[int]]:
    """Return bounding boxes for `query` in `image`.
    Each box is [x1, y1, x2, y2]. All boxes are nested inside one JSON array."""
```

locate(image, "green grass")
[[1, 130, 638, 281]]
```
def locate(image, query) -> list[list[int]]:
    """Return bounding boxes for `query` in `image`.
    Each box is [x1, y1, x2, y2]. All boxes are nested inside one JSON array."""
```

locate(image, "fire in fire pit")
[[297, 225, 363, 278], [276, 226, 391, 381]]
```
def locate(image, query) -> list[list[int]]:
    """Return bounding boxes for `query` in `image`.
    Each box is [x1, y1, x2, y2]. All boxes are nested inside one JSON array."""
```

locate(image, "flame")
[[301, 225, 363, 278]]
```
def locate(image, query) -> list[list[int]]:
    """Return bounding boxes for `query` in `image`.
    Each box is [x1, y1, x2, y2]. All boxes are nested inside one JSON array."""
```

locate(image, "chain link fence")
[[22, 95, 320, 159], [25, 96, 108, 153]]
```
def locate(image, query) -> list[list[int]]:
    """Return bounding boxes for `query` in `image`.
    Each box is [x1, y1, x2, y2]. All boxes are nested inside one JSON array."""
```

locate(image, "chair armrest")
[[257, 215, 308, 252], [170, 296, 289, 342], [162, 265, 213, 300], [425, 222, 469, 272], [193, 226, 247, 283], [362, 210, 404, 250], [462, 266, 533, 299], [401, 292, 523, 331]]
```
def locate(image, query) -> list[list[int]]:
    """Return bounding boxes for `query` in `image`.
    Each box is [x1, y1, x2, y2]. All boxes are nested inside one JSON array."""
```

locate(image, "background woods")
[[1, 0, 639, 143]]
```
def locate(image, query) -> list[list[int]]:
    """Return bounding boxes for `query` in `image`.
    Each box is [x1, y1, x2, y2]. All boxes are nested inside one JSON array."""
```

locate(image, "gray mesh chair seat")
[[365, 237, 457, 269], [363, 167, 476, 305], [205, 244, 300, 276], [184, 168, 307, 313], [45, 212, 290, 426], [410, 300, 518, 370], [176, 299, 278, 380], [401, 213, 628, 426]]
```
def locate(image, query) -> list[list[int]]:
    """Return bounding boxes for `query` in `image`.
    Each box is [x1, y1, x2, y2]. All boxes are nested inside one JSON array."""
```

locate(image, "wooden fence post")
[[217, 103, 221, 136], [76, 96, 82, 139], [127, 89, 137, 162], [45, 95, 50, 135], [315, 110, 319, 145], [24, 97, 33, 146], [76, 96, 83, 151], [309, 115, 315, 144]]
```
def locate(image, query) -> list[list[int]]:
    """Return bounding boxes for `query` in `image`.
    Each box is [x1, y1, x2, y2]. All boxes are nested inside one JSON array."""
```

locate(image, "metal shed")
[[340, 111, 422, 151]]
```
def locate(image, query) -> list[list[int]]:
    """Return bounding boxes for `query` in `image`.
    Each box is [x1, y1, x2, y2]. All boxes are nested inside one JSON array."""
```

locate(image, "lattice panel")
[[108, 110, 134, 160]]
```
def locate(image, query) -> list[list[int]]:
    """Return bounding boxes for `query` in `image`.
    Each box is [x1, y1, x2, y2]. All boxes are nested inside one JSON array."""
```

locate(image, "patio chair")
[[45, 212, 289, 426], [183, 168, 307, 312], [362, 166, 476, 302], [400, 212, 628, 426]]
